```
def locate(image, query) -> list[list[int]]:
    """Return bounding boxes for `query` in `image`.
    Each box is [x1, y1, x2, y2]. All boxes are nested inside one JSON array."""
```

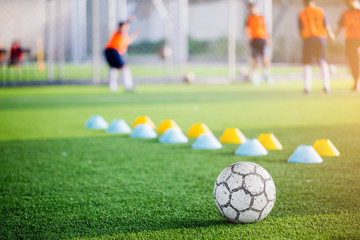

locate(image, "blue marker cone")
[[235, 139, 268, 156], [85, 115, 108, 129], [159, 128, 188, 144], [192, 134, 222, 150], [107, 119, 131, 134], [288, 145, 323, 164], [130, 124, 157, 139]]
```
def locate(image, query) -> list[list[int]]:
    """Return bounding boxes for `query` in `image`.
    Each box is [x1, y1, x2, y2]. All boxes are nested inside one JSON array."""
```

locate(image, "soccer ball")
[[184, 72, 196, 84], [214, 162, 276, 223]]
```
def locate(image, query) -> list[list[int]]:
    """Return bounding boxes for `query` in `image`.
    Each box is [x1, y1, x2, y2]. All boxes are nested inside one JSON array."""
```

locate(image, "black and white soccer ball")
[[214, 162, 276, 223]]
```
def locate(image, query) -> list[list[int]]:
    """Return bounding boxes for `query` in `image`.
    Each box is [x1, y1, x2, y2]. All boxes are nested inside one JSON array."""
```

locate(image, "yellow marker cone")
[[313, 139, 340, 157], [132, 116, 156, 129], [157, 119, 180, 133], [219, 128, 247, 144], [258, 133, 283, 150], [186, 123, 212, 138]]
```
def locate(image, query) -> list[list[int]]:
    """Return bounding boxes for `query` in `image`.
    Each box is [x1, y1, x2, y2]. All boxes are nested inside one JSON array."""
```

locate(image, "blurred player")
[[299, 0, 335, 94], [245, 3, 272, 85], [104, 16, 139, 92], [335, 0, 360, 91], [8, 41, 25, 67]]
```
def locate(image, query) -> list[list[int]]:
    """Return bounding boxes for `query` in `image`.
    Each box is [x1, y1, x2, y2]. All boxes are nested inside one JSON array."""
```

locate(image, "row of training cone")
[[85, 115, 340, 162], [85, 115, 278, 149]]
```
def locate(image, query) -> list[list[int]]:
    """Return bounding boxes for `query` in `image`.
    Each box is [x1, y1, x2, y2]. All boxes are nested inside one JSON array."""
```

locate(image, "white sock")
[[320, 60, 330, 91], [264, 67, 271, 79], [121, 67, 134, 91], [251, 70, 261, 85], [303, 65, 312, 92], [249, 68, 254, 81], [109, 68, 118, 92]]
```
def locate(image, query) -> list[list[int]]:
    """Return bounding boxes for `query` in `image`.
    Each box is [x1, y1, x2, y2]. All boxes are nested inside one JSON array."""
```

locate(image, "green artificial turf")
[[0, 80, 360, 239]]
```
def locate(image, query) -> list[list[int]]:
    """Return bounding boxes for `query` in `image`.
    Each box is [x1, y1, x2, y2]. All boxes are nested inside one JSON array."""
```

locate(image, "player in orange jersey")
[[104, 15, 139, 92], [246, 3, 272, 85], [299, 0, 335, 94], [335, 0, 360, 91]]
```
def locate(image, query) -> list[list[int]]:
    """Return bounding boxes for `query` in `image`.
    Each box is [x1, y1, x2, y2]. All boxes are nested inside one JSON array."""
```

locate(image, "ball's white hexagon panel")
[[216, 166, 232, 184], [232, 162, 255, 175], [230, 189, 251, 211], [265, 180, 276, 201], [255, 165, 271, 180], [227, 174, 243, 191], [214, 198, 224, 214], [215, 183, 230, 206], [238, 210, 260, 223], [252, 193, 268, 211], [222, 206, 238, 221], [244, 174, 265, 196], [258, 200, 275, 221]]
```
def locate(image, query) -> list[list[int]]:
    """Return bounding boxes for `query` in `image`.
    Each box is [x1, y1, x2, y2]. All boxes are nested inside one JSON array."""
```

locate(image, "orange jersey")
[[339, 10, 360, 39], [246, 15, 267, 39], [299, 6, 327, 39], [105, 31, 130, 55]]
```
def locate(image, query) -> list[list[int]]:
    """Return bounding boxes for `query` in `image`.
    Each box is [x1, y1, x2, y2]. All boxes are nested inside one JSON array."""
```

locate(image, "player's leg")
[[346, 39, 360, 91], [251, 56, 261, 85], [109, 68, 119, 92], [303, 38, 313, 94], [316, 38, 330, 93], [319, 60, 330, 93], [261, 40, 272, 84], [104, 49, 120, 92], [303, 64, 312, 94], [118, 54, 134, 91], [353, 40, 360, 91], [250, 39, 261, 85], [121, 65, 134, 91]]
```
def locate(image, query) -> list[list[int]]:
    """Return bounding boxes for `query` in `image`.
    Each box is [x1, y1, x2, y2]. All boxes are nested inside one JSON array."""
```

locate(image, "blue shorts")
[[250, 38, 267, 57], [302, 37, 326, 64], [104, 48, 126, 68]]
